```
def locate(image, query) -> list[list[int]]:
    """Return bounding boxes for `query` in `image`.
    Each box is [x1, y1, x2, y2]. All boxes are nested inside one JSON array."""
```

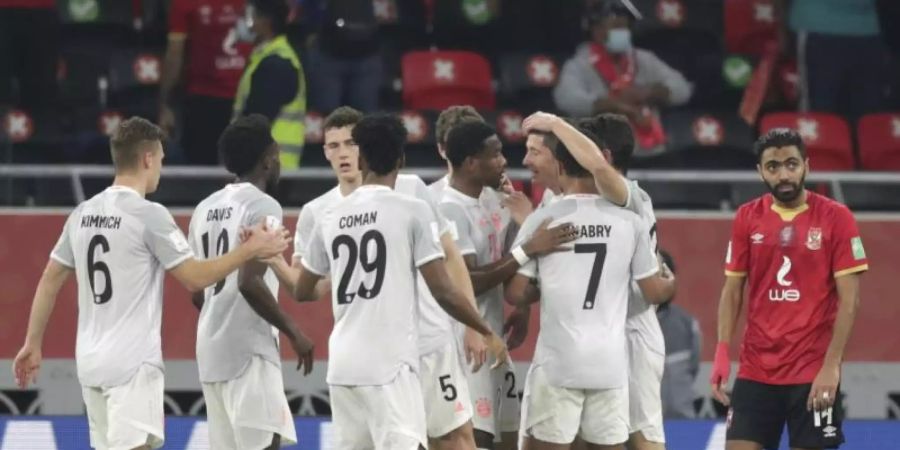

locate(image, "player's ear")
[[601, 148, 613, 163], [756, 163, 764, 181]]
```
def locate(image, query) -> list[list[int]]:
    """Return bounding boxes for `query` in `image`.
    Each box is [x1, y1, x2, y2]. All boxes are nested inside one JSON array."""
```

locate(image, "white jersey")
[[539, 188, 560, 208], [293, 174, 454, 356], [623, 180, 666, 355], [50, 186, 193, 387], [513, 194, 657, 389], [301, 185, 445, 386], [439, 184, 513, 335], [188, 183, 283, 383]]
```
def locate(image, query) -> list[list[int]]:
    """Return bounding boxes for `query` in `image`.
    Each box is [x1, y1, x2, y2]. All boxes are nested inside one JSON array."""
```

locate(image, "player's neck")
[[773, 189, 808, 210], [235, 174, 267, 192], [338, 176, 362, 196], [561, 177, 598, 196], [111, 175, 146, 197], [449, 174, 482, 199], [362, 172, 398, 190]]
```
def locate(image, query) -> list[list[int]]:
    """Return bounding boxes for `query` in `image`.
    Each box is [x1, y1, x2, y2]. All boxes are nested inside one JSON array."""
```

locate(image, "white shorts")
[[201, 356, 298, 450], [627, 333, 666, 443], [520, 365, 629, 446], [330, 365, 427, 450], [82, 363, 165, 450], [420, 341, 474, 438], [465, 359, 521, 439]]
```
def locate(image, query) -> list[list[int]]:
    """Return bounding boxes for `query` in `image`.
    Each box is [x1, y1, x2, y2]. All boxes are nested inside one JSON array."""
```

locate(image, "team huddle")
[[11, 104, 866, 450]]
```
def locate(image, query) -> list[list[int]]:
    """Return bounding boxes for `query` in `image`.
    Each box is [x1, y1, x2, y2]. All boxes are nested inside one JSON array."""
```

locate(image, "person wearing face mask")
[[553, 0, 692, 154], [232, 0, 307, 169]]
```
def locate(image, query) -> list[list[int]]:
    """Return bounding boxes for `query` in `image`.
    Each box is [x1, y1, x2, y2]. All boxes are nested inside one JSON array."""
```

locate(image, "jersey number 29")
[[332, 230, 386, 305]]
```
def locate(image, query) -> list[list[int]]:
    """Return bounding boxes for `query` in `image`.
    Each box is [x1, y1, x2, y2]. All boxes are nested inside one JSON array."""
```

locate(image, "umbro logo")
[[751, 233, 764, 244], [823, 425, 837, 438]]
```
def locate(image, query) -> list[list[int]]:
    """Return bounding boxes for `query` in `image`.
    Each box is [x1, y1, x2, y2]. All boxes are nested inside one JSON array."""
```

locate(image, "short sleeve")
[[412, 176, 452, 236], [246, 196, 283, 229], [724, 207, 750, 276], [631, 218, 658, 280], [293, 205, 316, 261], [512, 210, 545, 278], [439, 202, 476, 255], [168, 0, 190, 35], [300, 223, 330, 276], [411, 202, 446, 267], [831, 206, 868, 277], [50, 207, 79, 268], [142, 203, 194, 270]]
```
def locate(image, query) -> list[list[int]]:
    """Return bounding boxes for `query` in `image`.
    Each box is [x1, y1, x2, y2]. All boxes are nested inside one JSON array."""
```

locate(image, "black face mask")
[[766, 170, 806, 203]]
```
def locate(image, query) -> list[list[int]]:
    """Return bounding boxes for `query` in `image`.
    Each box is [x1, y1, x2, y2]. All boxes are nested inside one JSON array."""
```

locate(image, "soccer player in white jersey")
[[289, 114, 508, 450], [188, 115, 311, 449], [506, 128, 676, 450], [440, 121, 580, 450], [12, 117, 288, 450], [269, 107, 488, 449], [524, 112, 671, 450]]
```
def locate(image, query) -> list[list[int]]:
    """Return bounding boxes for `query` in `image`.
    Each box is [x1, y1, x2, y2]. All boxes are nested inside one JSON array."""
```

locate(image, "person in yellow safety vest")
[[232, 0, 306, 169]]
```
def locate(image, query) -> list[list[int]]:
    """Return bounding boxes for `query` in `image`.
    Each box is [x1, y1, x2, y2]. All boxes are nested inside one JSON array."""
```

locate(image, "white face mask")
[[236, 6, 256, 43], [606, 28, 632, 53]]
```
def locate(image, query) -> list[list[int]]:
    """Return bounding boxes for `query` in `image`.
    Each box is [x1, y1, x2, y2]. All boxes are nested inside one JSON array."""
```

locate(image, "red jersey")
[[724, 191, 868, 385], [168, 0, 251, 99], [0, 0, 54, 7]]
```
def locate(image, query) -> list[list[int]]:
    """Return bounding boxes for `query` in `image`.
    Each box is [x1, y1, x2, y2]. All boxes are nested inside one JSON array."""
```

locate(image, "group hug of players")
[[13, 103, 867, 450]]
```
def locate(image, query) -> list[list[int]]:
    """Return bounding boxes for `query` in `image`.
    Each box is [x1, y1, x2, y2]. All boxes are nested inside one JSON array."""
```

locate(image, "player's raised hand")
[[13, 344, 41, 389], [498, 172, 515, 195], [710, 342, 731, 406], [523, 219, 578, 256], [808, 362, 840, 412], [464, 327, 487, 373], [290, 332, 315, 376], [502, 306, 530, 351], [485, 332, 510, 370], [522, 111, 561, 133], [501, 191, 534, 226]]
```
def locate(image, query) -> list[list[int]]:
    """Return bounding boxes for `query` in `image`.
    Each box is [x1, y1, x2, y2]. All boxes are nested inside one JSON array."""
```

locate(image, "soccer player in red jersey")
[[710, 128, 868, 450]]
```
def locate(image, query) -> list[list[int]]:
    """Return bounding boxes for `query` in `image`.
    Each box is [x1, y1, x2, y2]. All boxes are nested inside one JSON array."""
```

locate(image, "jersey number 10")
[[201, 230, 230, 295], [332, 230, 387, 305]]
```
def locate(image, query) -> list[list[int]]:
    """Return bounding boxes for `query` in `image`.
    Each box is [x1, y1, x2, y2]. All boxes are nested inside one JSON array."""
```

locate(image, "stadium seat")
[[108, 48, 163, 92], [759, 112, 855, 171], [57, 0, 134, 27], [843, 183, 900, 211], [857, 113, 900, 171], [497, 53, 560, 112], [401, 51, 495, 110], [630, 0, 723, 36], [658, 110, 756, 169], [724, 0, 779, 57]]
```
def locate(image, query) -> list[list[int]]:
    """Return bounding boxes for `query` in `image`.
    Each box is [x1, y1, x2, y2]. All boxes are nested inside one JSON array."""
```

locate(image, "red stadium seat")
[[724, 0, 780, 57], [759, 112, 855, 171], [858, 113, 900, 171], [401, 50, 495, 110]]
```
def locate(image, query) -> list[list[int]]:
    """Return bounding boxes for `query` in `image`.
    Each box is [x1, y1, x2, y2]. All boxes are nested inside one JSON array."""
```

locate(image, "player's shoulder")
[[396, 173, 427, 191], [735, 195, 771, 220], [304, 186, 341, 212], [808, 191, 853, 218]]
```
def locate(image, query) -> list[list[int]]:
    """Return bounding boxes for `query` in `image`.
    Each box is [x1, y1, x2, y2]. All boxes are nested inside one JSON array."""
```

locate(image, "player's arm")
[[190, 292, 204, 311], [238, 259, 314, 374], [158, 0, 187, 134], [289, 222, 331, 302], [636, 270, 676, 304], [505, 274, 540, 306], [13, 260, 73, 388], [522, 112, 629, 205]]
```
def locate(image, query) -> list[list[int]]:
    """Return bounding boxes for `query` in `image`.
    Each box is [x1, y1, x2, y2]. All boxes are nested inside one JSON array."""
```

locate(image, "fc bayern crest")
[[806, 227, 822, 250]]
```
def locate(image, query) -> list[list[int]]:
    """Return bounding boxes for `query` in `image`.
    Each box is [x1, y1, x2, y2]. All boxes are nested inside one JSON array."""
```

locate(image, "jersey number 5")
[[87, 235, 112, 304], [575, 243, 607, 310], [332, 230, 387, 305], [201, 230, 230, 295]]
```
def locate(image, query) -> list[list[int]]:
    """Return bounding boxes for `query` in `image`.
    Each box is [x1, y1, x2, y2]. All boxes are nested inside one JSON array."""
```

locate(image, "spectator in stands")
[[160, 0, 253, 166], [299, 0, 382, 113], [553, 0, 692, 153], [779, 0, 890, 119], [233, 0, 307, 169], [0, 0, 58, 113], [656, 249, 702, 419]]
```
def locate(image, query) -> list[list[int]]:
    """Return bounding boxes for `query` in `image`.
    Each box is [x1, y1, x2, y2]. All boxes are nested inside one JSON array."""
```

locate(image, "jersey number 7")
[[574, 243, 607, 310], [332, 230, 387, 305]]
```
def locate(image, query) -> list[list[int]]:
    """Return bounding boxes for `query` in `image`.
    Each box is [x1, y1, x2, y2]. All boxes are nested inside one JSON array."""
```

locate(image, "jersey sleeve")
[[300, 223, 330, 276], [168, 0, 190, 35], [50, 206, 80, 268], [831, 205, 868, 277], [142, 203, 194, 270], [246, 196, 284, 229], [411, 201, 446, 267], [631, 218, 659, 281], [512, 209, 545, 279], [724, 206, 750, 276], [412, 176, 452, 237], [293, 205, 316, 261], [439, 202, 476, 256]]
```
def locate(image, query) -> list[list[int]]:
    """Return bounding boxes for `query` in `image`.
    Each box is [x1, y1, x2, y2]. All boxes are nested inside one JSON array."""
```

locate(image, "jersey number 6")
[[87, 235, 113, 305], [332, 230, 387, 305]]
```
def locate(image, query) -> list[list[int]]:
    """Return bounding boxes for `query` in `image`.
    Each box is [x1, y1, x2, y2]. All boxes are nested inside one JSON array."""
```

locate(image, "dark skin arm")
[[239, 260, 314, 374]]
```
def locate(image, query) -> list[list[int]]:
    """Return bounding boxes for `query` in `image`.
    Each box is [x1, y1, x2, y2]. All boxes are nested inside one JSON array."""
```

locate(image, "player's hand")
[[522, 111, 561, 133], [710, 342, 731, 406], [502, 305, 531, 351], [243, 221, 290, 259], [464, 327, 487, 373], [498, 173, 515, 195], [289, 333, 315, 376], [808, 362, 840, 412], [523, 219, 578, 256], [13, 344, 42, 389], [484, 332, 510, 370], [158, 105, 176, 137], [501, 191, 534, 226]]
